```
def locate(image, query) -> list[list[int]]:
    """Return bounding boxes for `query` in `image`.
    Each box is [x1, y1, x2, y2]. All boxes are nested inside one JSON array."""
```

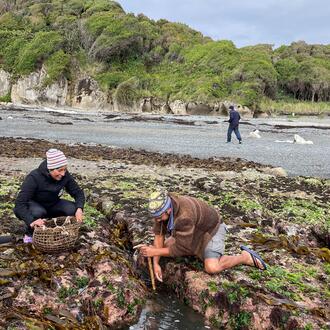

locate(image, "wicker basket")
[[33, 216, 80, 253]]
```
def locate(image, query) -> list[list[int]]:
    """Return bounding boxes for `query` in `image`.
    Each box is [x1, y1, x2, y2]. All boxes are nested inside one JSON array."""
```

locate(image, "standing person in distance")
[[226, 105, 242, 144]]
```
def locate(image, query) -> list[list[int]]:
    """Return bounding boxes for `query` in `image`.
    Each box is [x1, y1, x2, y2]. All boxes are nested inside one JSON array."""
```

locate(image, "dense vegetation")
[[0, 0, 329, 111]]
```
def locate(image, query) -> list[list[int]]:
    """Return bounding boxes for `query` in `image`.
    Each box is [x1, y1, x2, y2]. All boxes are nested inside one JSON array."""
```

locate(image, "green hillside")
[[0, 0, 329, 112]]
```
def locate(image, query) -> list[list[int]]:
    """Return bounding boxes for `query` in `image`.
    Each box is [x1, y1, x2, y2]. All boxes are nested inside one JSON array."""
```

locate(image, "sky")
[[117, 0, 330, 48]]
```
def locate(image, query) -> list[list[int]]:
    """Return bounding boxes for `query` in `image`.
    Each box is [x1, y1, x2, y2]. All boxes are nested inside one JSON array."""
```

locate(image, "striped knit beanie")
[[46, 149, 67, 170]]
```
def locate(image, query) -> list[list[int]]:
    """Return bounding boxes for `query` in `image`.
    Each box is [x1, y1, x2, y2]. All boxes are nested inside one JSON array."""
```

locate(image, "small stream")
[[126, 292, 208, 330]]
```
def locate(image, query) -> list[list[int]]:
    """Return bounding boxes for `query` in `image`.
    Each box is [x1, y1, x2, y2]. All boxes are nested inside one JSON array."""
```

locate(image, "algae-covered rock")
[[0, 137, 329, 329]]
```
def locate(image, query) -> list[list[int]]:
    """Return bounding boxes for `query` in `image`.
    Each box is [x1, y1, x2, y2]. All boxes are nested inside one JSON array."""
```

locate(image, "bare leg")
[[204, 251, 265, 274]]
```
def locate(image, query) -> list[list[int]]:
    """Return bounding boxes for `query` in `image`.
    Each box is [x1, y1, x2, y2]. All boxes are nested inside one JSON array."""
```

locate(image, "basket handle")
[[63, 216, 72, 226], [53, 216, 72, 228]]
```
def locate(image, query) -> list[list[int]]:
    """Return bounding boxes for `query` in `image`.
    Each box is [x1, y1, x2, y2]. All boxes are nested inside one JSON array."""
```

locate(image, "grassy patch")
[[260, 99, 330, 115]]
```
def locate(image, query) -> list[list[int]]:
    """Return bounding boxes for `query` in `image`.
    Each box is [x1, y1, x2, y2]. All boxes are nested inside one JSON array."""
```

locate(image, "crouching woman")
[[14, 149, 85, 243]]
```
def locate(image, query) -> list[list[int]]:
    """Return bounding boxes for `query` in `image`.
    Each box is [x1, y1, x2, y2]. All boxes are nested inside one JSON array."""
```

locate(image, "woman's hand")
[[153, 263, 163, 282], [30, 218, 45, 228], [75, 208, 84, 222]]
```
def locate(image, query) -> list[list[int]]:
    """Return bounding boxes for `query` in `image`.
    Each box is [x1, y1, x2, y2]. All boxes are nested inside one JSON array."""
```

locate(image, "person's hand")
[[140, 245, 158, 257], [75, 208, 84, 222], [30, 218, 45, 228], [153, 263, 163, 282]]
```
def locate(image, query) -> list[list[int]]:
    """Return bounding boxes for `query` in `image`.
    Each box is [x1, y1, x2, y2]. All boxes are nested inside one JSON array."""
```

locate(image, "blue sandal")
[[240, 245, 267, 270]]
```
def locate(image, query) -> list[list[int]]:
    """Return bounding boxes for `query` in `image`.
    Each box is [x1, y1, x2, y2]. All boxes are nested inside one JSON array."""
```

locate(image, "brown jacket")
[[153, 194, 222, 260]]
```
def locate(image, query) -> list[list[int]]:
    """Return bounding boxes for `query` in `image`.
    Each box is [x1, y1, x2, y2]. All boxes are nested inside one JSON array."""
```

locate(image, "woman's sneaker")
[[23, 235, 33, 243]]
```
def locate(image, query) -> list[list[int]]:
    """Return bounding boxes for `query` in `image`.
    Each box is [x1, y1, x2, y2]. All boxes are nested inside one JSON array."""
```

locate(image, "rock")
[[262, 167, 287, 177], [141, 97, 169, 114], [294, 134, 313, 145], [236, 104, 253, 118], [253, 109, 269, 118], [71, 77, 111, 111], [277, 224, 299, 236], [186, 102, 212, 115], [249, 129, 261, 138], [2, 248, 15, 255], [169, 100, 187, 115], [0, 69, 11, 97], [312, 225, 330, 247], [11, 66, 68, 106], [241, 169, 273, 181], [101, 199, 115, 219], [91, 240, 110, 252], [212, 102, 229, 116]]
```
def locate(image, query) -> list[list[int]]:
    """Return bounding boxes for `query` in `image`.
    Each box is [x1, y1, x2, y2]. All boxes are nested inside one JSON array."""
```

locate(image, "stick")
[[148, 257, 156, 291]]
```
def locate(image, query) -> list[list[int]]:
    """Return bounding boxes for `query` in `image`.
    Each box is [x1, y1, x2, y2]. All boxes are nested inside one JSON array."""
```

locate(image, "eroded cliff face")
[[1, 69, 255, 116], [71, 77, 113, 111], [11, 67, 68, 106], [0, 69, 11, 97]]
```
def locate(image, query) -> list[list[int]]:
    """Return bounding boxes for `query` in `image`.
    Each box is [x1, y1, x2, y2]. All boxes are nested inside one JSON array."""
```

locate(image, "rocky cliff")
[[0, 68, 254, 117]]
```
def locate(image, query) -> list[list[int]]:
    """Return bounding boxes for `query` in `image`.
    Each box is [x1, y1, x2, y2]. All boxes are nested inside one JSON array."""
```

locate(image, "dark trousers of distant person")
[[14, 200, 76, 236], [227, 125, 242, 143]]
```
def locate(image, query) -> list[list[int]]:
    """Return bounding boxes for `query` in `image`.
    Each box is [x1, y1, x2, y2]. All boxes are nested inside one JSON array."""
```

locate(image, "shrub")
[[44, 49, 70, 84], [114, 77, 140, 106], [16, 31, 63, 74], [0, 93, 11, 102]]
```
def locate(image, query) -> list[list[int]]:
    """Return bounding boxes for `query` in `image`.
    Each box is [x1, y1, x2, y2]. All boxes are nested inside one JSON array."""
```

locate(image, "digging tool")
[[133, 244, 156, 291], [147, 257, 156, 291]]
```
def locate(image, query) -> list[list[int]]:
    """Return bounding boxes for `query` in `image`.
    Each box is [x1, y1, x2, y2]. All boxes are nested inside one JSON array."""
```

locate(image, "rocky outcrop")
[[4, 68, 255, 116], [169, 100, 187, 115], [186, 102, 213, 115], [11, 67, 68, 106], [141, 97, 172, 114], [236, 104, 254, 118], [71, 77, 112, 111], [0, 69, 11, 97]]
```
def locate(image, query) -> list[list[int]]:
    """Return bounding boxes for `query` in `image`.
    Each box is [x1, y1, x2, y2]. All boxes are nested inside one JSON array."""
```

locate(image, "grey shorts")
[[204, 223, 227, 259]]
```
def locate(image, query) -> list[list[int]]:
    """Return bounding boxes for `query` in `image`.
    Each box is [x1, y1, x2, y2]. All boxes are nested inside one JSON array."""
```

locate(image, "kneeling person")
[[140, 190, 266, 282], [14, 149, 85, 243]]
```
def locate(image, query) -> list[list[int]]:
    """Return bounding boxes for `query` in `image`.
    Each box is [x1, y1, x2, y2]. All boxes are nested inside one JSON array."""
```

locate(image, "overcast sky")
[[117, 0, 330, 48]]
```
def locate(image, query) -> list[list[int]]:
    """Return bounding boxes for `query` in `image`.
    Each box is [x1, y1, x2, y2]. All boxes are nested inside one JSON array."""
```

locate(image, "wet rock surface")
[[0, 138, 329, 329]]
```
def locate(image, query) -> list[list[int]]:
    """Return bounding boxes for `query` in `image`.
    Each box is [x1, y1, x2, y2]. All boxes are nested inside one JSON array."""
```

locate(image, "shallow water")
[[126, 292, 208, 330]]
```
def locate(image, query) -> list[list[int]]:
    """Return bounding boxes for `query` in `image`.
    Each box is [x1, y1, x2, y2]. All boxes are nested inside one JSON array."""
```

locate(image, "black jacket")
[[228, 109, 241, 127], [14, 160, 85, 225]]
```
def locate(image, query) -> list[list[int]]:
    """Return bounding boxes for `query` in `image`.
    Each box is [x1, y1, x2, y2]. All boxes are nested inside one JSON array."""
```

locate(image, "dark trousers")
[[227, 125, 242, 142], [18, 200, 76, 236]]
